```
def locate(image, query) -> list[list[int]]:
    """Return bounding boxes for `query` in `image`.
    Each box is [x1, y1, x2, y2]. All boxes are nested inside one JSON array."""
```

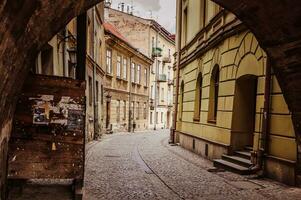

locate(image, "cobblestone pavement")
[[84, 130, 301, 200]]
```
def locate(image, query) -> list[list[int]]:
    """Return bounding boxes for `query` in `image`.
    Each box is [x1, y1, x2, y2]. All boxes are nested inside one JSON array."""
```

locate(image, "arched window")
[[179, 81, 184, 121], [208, 65, 219, 123], [193, 73, 203, 121]]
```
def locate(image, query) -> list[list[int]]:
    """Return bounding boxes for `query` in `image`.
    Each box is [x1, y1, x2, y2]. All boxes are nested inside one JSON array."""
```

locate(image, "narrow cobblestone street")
[[84, 130, 301, 200]]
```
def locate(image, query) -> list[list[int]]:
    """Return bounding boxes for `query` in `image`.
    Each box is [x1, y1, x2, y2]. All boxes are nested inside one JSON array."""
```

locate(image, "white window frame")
[[106, 49, 112, 74], [123, 57, 127, 80], [117, 55, 121, 78]]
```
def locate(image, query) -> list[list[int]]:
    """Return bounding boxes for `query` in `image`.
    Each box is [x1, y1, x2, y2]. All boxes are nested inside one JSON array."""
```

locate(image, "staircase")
[[213, 146, 255, 175]]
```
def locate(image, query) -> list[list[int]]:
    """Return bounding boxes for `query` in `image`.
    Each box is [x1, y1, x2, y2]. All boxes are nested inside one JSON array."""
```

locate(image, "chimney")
[[121, 3, 125, 12]]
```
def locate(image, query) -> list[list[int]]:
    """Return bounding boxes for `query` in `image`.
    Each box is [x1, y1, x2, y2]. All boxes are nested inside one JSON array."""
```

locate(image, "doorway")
[[231, 75, 258, 150], [106, 101, 111, 129]]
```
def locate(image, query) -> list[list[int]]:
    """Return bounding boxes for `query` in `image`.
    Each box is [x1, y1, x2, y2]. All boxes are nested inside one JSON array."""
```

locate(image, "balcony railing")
[[163, 56, 172, 63], [152, 47, 162, 58], [157, 74, 167, 82]]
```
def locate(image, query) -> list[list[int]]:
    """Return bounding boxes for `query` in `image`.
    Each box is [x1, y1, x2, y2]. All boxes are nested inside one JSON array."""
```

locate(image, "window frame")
[[106, 49, 112, 74]]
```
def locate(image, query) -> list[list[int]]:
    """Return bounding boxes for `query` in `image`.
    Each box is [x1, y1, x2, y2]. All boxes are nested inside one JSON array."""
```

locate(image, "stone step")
[[244, 146, 253, 151], [213, 159, 254, 175], [222, 154, 253, 168], [235, 150, 251, 160]]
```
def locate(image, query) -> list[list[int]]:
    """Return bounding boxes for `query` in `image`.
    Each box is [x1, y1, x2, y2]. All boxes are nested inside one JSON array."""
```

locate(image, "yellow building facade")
[[175, 0, 297, 185]]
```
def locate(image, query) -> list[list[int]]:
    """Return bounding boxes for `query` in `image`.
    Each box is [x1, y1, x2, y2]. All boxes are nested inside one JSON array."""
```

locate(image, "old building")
[[174, 0, 298, 185], [104, 6, 175, 130], [104, 23, 153, 133], [34, 3, 106, 142]]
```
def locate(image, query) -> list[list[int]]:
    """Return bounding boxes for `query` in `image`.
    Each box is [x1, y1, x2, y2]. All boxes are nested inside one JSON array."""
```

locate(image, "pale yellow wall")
[[177, 31, 297, 162]]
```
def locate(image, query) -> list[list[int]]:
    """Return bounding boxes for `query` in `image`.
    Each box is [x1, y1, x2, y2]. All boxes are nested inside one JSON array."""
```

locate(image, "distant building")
[[175, 0, 297, 185], [104, 23, 153, 133], [104, 7, 175, 130], [34, 3, 106, 141]]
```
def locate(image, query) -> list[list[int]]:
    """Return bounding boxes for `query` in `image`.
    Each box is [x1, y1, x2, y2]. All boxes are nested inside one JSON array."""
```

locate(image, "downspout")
[[252, 57, 271, 172], [128, 56, 133, 133], [262, 57, 272, 174], [154, 31, 158, 131], [170, 0, 182, 144]]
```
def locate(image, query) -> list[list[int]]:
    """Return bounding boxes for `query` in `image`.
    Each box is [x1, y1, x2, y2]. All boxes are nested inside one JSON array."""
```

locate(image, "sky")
[[111, 0, 176, 34]]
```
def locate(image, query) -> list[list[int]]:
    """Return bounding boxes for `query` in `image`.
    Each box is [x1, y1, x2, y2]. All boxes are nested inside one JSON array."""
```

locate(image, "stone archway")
[[211, 1, 301, 177], [0, 0, 102, 196]]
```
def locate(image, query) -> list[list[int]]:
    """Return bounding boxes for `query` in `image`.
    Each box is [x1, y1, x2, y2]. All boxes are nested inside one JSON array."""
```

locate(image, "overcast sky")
[[111, 0, 176, 34]]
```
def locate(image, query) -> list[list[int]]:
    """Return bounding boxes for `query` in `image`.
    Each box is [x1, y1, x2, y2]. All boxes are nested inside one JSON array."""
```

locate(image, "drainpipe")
[[92, 7, 99, 140], [262, 57, 272, 174], [128, 56, 133, 133], [252, 57, 271, 172], [170, 0, 182, 144], [154, 30, 159, 131]]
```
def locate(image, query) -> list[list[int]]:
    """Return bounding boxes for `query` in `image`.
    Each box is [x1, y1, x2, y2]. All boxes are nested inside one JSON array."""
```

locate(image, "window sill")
[[207, 119, 217, 124], [193, 117, 200, 122], [106, 73, 113, 78]]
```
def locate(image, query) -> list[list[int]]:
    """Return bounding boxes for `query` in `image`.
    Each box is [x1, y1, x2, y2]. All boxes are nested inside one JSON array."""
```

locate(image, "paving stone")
[[84, 130, 301, 200]]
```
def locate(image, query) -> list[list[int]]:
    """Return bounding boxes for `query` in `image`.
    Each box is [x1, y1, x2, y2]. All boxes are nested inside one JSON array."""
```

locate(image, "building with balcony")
[[174, 0, 298, 185], [104, 6, 176, 130], [103, 23, 153, 133], [34, 3, 106, 142]]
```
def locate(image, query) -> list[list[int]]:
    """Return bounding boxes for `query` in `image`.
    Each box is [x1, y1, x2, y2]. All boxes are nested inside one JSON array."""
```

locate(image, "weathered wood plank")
[[8, 74, 86, 180]]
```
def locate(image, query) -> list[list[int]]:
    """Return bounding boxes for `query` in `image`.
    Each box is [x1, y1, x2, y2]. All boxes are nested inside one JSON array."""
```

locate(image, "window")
[[156, 112, 159, 124], [151, 86, 154, 99], [88, 17, 93, 57], [131, 63, 135, 83], [193, 73, 203, 121], [131, 101, 134, 119], [183, 7, 188, 44], [157, 86, 160, 103], [143, 103, 147, 119], [161, 112, 164, 123], [161, 88, 164, 102], [123, 100, 127, 120], [152, 37, 155, 48], [96, 81, 99, 102], [144, 68, 148, 86], [179, 81, 184, 120], [137, 65, 141, 84], [117, 100, 121, 123], [136, 102, 140, 120], [41, 44, 54, 76], [200, 0, 206, 28], [88, 76, 93, 106], [117, 55, 121, 78], [106, 49, 112, 74], [150, 112, 153, 124], [101, 84, 104, 104], [208, 65, 219, 123], [123, 57, 127, 80]]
